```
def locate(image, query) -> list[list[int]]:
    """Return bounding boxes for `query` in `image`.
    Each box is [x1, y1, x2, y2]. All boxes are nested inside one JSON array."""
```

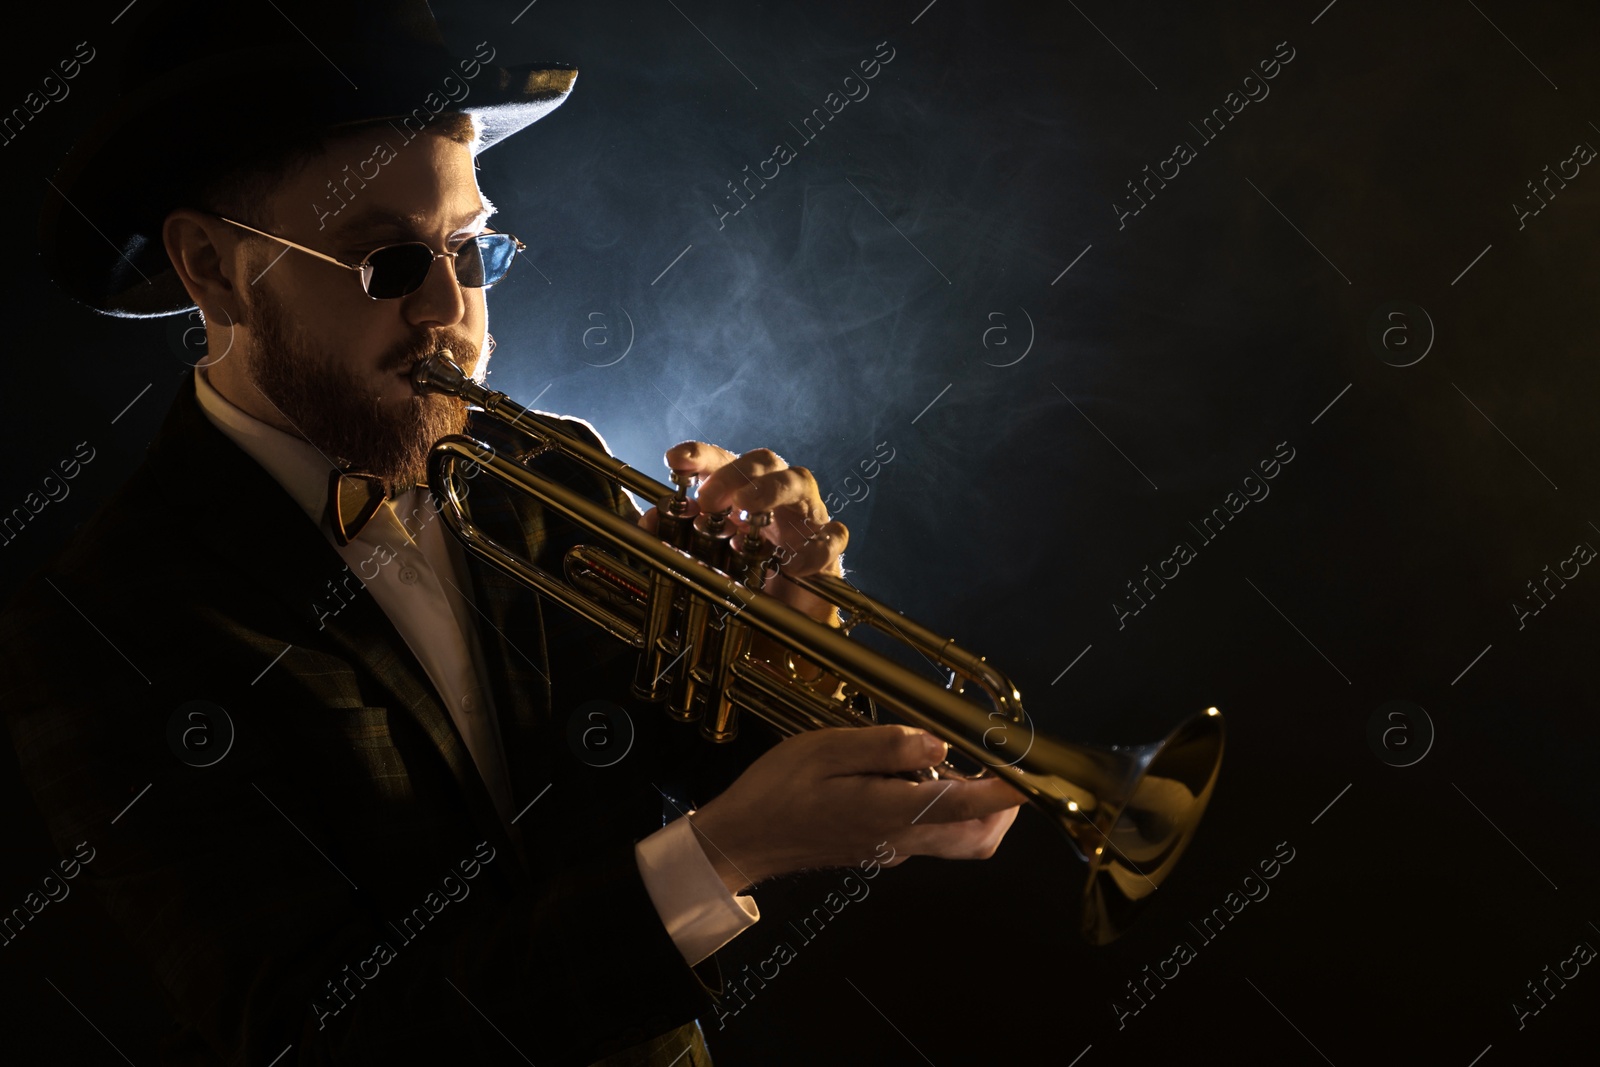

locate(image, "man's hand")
[[633, 447, 1024, 891], [639, 441, 847, 624], [687, 725, 1025, 894]]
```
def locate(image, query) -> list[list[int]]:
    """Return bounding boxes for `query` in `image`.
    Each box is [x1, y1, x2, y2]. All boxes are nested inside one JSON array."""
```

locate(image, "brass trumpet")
[[413, 351, 1224, 945]]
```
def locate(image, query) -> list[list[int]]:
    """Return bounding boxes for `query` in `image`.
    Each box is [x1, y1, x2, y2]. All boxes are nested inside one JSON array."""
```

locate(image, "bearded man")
[[1, 3, 1021, 1064]]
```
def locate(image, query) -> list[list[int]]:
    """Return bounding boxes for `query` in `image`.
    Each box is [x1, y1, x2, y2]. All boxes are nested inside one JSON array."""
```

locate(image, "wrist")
[[688, 806, 759, 896]]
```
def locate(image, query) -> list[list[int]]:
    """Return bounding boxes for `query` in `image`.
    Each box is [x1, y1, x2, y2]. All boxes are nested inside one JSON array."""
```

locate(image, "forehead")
[[274, 127, 488, 237]]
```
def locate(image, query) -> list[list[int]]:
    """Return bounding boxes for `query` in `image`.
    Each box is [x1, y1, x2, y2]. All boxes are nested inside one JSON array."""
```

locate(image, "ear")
[[162, 209, 248, 325]]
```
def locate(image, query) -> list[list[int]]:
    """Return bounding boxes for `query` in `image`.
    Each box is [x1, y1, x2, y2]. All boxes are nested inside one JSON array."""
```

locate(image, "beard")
[[236, 282, 479, 494]]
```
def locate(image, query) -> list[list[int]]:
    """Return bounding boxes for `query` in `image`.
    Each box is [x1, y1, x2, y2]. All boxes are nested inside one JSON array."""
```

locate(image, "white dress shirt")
[[192, 366, 758, 966]]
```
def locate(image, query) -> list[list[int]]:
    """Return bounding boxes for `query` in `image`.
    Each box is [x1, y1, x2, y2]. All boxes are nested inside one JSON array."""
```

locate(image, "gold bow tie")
[[325, 468, 389, 546]]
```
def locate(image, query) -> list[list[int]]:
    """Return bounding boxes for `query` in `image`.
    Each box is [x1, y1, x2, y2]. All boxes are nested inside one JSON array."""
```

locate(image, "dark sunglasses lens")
[[365, 244, 435, 298], [462, 235, 517, 288]]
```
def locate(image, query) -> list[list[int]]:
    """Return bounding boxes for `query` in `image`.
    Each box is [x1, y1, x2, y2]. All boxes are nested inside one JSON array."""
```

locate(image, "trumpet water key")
[[413, 351, 1225, 944]]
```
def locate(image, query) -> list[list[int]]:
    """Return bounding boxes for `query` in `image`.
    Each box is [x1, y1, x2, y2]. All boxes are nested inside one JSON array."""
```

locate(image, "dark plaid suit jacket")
[[0, 374, 772, 1066]]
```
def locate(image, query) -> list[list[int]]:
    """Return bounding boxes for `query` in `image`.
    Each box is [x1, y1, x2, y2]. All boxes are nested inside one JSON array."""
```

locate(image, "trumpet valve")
[[728, 509, 774, 588], [653, 470, 699, 549], [692, 508, 735, 570], [668, 468, 697, 513], [698, 708, 739, 744]]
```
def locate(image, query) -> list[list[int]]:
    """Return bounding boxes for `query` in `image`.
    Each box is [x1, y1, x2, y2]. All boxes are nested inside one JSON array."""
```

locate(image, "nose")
[[403, 251, 468, 329]]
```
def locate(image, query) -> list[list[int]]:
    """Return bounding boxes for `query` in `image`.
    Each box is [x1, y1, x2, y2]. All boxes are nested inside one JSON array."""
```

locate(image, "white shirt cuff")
[[635, 811, 760, 967]]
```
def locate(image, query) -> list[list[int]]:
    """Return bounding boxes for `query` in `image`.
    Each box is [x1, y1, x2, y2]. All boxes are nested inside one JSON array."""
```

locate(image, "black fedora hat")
[[40, 0, 576, 318]]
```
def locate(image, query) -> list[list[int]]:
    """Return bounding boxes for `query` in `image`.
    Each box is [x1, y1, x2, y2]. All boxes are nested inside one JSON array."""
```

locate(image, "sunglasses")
[[214, 214, 525, 299]]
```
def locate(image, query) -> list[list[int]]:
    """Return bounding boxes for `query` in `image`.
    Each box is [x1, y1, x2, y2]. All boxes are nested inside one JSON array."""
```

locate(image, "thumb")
[[820, 725, 947, 777]]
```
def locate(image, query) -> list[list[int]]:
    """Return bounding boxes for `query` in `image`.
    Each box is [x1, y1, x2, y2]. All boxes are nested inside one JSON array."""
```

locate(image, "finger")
[[973, 804, 1022, 855], [719, 465, 816, 517], [663, 440, 738, 478], [813, 725, 948, 778], [769, 520, 847, 578], [911, 805, 1021, 860], [903, 776, 1026, 826], [695, 449, 794, 514]]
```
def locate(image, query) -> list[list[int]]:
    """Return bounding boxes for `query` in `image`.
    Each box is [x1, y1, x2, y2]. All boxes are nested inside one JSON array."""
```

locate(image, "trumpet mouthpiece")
[[413, 350, 468, 396]]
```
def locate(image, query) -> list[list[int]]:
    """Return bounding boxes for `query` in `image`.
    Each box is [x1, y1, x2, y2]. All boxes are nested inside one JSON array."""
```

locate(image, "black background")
[[3, 1, 1598, 1063]]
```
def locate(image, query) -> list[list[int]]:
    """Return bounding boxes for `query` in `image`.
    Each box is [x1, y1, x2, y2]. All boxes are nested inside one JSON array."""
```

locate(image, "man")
[[2, 3, 1021, 1064]]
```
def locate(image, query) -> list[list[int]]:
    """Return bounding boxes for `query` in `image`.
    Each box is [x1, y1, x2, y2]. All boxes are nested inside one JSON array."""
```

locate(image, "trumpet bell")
[[1060, 707, 1226, 945]]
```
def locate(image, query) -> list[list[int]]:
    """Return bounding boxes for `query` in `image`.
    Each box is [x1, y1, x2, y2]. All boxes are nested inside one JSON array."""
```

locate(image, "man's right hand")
[[685, 725, 1025, 894]]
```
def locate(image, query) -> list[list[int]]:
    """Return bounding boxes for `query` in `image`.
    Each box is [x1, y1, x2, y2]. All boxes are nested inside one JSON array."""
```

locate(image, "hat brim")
[[39, 56, 576, 318]]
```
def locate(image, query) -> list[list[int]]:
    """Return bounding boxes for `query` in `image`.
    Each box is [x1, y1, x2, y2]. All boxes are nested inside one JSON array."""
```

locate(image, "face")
[[222, 127, 495, 492]]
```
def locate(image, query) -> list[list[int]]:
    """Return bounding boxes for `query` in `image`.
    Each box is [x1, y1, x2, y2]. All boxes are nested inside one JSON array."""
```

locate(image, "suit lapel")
[[144, 374, 524, 873]]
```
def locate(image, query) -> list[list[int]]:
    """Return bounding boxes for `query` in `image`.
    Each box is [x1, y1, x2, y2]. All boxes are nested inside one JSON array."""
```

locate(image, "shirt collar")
[[193, 365, 424, 548]]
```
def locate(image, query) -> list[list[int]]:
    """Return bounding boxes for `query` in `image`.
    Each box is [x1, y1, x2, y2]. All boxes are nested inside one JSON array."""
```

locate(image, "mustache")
[[384, 334, 480, 375]]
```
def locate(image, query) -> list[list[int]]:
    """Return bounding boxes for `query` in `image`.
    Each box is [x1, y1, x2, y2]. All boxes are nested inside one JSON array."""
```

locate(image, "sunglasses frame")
[[212, 214, 525, 299]]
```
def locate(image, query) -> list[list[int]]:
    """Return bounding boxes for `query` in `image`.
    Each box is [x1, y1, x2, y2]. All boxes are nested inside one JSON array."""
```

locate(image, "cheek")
[[318, 315, 392, 371], [269, 274, 372, 343], [460, 301, 491, 367]]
